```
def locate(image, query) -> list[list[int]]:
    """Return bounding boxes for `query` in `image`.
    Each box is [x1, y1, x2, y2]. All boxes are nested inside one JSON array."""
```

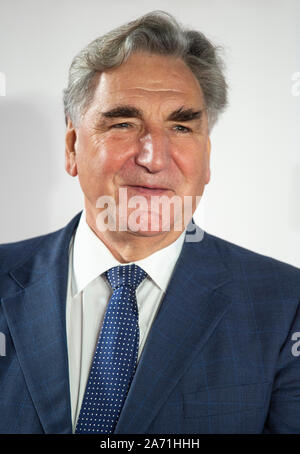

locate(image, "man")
[[1, 11, 300, 434]]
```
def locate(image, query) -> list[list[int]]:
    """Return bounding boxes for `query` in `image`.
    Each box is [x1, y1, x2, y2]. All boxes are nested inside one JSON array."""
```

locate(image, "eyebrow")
[[167, 107, 203, 122], [102, 106, 143, 120], [101, 105, 203, 122]]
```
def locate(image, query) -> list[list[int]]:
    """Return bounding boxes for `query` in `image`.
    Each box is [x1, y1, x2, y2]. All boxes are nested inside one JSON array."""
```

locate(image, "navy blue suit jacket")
[[1, 211, 300, 433]]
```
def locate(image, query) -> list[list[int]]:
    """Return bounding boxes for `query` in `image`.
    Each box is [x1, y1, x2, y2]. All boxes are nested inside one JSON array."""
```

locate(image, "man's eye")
[[111, 122, 132, 129], [173, 125, 191, 133]]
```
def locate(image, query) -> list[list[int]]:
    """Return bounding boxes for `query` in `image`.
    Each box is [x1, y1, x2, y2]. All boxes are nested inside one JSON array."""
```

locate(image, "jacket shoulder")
[[0, 212, 81, 276], [204, 231, 300, 290], [0, 229, 63, 275]]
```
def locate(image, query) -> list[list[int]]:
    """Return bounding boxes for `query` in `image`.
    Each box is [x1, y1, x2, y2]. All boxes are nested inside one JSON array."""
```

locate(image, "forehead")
[[90, 52, 204, 109]]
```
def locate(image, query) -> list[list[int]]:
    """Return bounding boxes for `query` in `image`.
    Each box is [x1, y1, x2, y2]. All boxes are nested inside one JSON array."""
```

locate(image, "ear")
[[204, 136, 211, 185], [65, 117, 78, 177]]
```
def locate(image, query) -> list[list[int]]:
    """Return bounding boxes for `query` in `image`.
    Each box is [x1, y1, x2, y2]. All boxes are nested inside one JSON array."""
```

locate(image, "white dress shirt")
[[66, 211, 186, 432]]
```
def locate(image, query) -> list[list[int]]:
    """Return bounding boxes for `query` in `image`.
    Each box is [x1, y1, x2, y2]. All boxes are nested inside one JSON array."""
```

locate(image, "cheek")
[[103, 136, 136, 172], [76, 133, 132, 177], [173, 142, 209, 185]]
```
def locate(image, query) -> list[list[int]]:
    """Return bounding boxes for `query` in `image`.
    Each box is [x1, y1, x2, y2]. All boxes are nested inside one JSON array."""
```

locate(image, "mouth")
[[125, 185, 172, 196]]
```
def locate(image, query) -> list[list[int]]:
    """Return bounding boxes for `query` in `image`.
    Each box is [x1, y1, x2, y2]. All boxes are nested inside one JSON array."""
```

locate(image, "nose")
[[135, 131, 170, 173]]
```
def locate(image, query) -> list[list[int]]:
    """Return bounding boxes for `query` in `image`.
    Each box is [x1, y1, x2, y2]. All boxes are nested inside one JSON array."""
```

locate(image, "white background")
[[0, 0, 299, 266]]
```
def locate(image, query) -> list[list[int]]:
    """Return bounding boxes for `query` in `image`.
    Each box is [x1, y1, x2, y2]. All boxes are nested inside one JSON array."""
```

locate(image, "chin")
[[121, 210, 179, 237], [127, 229, 167, 238]]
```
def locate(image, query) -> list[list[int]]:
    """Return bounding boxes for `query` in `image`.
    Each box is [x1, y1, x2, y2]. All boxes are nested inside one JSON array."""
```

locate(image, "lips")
[[125, 185, 172, 196]]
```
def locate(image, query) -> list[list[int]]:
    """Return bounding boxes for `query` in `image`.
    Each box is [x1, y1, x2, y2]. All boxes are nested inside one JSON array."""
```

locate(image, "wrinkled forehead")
[[92, 52, 204, 105]]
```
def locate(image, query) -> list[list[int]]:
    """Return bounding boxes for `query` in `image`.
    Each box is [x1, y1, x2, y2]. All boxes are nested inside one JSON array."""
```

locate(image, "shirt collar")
[[72, 211, 186, 296]]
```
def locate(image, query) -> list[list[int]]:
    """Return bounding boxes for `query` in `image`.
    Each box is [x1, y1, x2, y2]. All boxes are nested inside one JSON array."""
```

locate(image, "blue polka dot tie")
[[75, 264, 147, 434]]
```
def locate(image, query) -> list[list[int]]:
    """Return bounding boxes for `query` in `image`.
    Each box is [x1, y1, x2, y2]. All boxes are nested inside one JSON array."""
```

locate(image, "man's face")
[[65, 52, 211, 237]]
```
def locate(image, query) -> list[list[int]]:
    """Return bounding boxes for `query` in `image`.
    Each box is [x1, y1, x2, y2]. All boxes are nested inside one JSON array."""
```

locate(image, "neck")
[[85, 209, 184, 263]]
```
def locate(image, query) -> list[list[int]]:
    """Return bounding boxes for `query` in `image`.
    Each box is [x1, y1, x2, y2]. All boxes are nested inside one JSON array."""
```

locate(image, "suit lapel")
[[115, 228, 233, 434], [1, 212, 82, 433], [1, 213, 232, 434]]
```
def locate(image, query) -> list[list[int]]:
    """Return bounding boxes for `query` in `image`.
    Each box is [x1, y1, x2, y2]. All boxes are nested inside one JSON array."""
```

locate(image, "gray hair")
[[63, 10, 228, 131]]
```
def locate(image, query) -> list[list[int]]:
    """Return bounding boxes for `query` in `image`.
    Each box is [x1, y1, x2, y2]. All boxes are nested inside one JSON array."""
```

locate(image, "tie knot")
[[105, 264, 147, 291]]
